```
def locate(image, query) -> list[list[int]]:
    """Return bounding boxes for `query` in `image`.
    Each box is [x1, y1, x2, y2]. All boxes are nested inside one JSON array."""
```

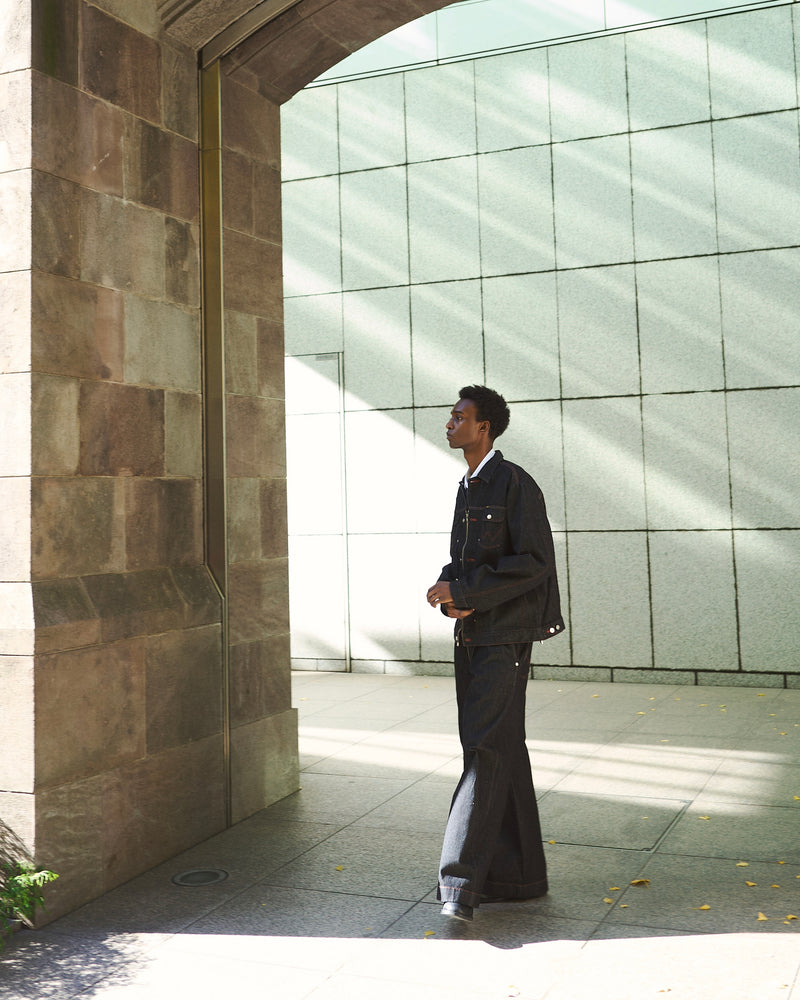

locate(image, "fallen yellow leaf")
[[608, 886, 621, 891], [603, 897, 614, 904], [778, 861, 786, 864], [794, 796, 800, 801], [619, 904, 628, 908], [548, 840, 556, 845], [693, 904, 711, 911], [334, 865, 344, 871], [424, 930, 436, 937], [771, 884, 781, 889], [736, 862, 750, 867], [636, 712, 646, 716], [757, 912, 769, 921], [745, 882, 758, 887], [699, 816, 711, 821], [786, 915, 798, 921], [630, 879, 650, 887]]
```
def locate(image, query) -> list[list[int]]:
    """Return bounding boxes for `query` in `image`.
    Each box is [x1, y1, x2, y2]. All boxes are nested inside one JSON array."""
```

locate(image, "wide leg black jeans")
[[437, 641, 548, 909]]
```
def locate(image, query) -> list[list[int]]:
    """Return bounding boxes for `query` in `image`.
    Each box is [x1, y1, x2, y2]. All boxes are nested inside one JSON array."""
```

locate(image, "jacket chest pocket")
[[477, 506, 506, 550]]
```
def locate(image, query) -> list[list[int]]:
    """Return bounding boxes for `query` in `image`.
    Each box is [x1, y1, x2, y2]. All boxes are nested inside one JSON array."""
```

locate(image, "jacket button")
[[486, 513, 492, 519]]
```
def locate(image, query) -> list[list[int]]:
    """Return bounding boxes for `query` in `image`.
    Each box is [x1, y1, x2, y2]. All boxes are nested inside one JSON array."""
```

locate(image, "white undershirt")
[[462, 448, 495, 489]]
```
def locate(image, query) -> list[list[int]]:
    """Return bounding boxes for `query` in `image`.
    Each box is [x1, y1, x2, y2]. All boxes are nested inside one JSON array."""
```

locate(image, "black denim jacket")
[[438, 450, 565, 646]]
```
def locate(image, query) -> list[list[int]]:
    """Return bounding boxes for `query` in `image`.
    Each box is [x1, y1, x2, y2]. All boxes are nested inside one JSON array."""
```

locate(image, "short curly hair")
[[458, 385, 510, 440]]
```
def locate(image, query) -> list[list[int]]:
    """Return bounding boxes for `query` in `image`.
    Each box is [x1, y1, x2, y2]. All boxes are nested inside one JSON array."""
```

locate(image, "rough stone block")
[[101, 735, 225, 888], [31, 576, 100, 653], [32, 272, 123, 381], [163, 40, 198, 141], [145, 626, 222, 754], [80, 188, 164, 297], [31, 373, 80, 476], [82, 569, 186, 642], [224, 309, 259, 396], [260, 478, 288, 560], [228, 558, 290, 644], [257, 318, 285, 399], [226, 395, 286, 478], [31, 0, 79, 85], [33, 773, 105, 920], [0, 656, 34, 792], [164, 217, 200, 308], [94, 0, 162, 36], [221, 75, 280, 166], [124, 295, 200, 392], [234, 14, 348, 103], [32, 72, 123, 195], [124, 117, 199, 221], [31, 477, 123, 578], [230, 708, 299, 823], [34, 638, 147, 787], [222, 148, 254, 233], [79, 381, 165, 476], [0, 270, 31, 375], [164, 390, 202, 479], [124, 478, 203, 571], [227, 476, 260, 564], [170, 565, 222, 628], [222, 228, 284, 319], [81, 5, 161, 123], [253, 161, 282, 244], [31, 170, 80, 278], [230, 634, 292, 728]]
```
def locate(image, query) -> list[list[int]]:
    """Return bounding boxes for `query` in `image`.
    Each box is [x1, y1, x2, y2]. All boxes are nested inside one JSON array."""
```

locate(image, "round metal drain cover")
[[171, 868, 229, 887]]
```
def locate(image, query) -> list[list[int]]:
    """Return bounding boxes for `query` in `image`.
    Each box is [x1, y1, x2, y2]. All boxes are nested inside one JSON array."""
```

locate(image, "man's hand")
[[427, 582, 475, 618], [445, 606, 475, 619], [427, 582, 453, 608]]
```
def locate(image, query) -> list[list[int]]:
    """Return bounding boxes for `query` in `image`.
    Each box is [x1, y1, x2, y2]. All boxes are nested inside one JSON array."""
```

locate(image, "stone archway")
[[0, 0, 468, 922]]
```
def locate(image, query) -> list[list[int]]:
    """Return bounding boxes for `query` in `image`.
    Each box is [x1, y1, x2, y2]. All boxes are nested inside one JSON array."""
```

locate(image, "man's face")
[[446, 399, 487, 451]]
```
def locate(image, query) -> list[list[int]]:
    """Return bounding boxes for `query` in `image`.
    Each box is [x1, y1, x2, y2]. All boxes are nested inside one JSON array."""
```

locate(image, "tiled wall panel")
[[284, 3, 800, 683]]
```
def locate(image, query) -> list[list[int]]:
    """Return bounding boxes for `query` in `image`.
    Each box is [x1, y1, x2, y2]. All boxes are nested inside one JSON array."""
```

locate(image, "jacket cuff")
[[449, 579, 470, 609]]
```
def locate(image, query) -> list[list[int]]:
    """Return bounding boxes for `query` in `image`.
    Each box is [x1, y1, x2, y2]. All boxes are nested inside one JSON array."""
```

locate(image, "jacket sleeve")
[[448, 470, 555, 612]]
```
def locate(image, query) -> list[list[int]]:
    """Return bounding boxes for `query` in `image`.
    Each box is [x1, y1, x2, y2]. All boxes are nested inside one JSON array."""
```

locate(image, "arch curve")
[[162, 0, 470, 102]]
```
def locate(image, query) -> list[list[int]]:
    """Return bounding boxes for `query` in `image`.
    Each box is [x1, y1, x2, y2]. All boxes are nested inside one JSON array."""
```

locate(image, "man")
[[426, 385, 564, 922]]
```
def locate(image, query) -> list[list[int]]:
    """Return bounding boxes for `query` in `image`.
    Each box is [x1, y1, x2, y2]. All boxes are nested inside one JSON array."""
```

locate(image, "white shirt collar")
[[462, 448, 495, 489]]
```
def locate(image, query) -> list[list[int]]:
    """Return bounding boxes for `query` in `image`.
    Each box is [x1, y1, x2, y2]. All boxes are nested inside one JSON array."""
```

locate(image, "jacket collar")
[[466, 449, 503, 484]]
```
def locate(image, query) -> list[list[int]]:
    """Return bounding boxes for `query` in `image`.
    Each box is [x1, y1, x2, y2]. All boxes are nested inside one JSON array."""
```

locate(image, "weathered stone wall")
[[0, 0, 296, 921], [29, 1, 222, 919], [219, 69, 298, 822]]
